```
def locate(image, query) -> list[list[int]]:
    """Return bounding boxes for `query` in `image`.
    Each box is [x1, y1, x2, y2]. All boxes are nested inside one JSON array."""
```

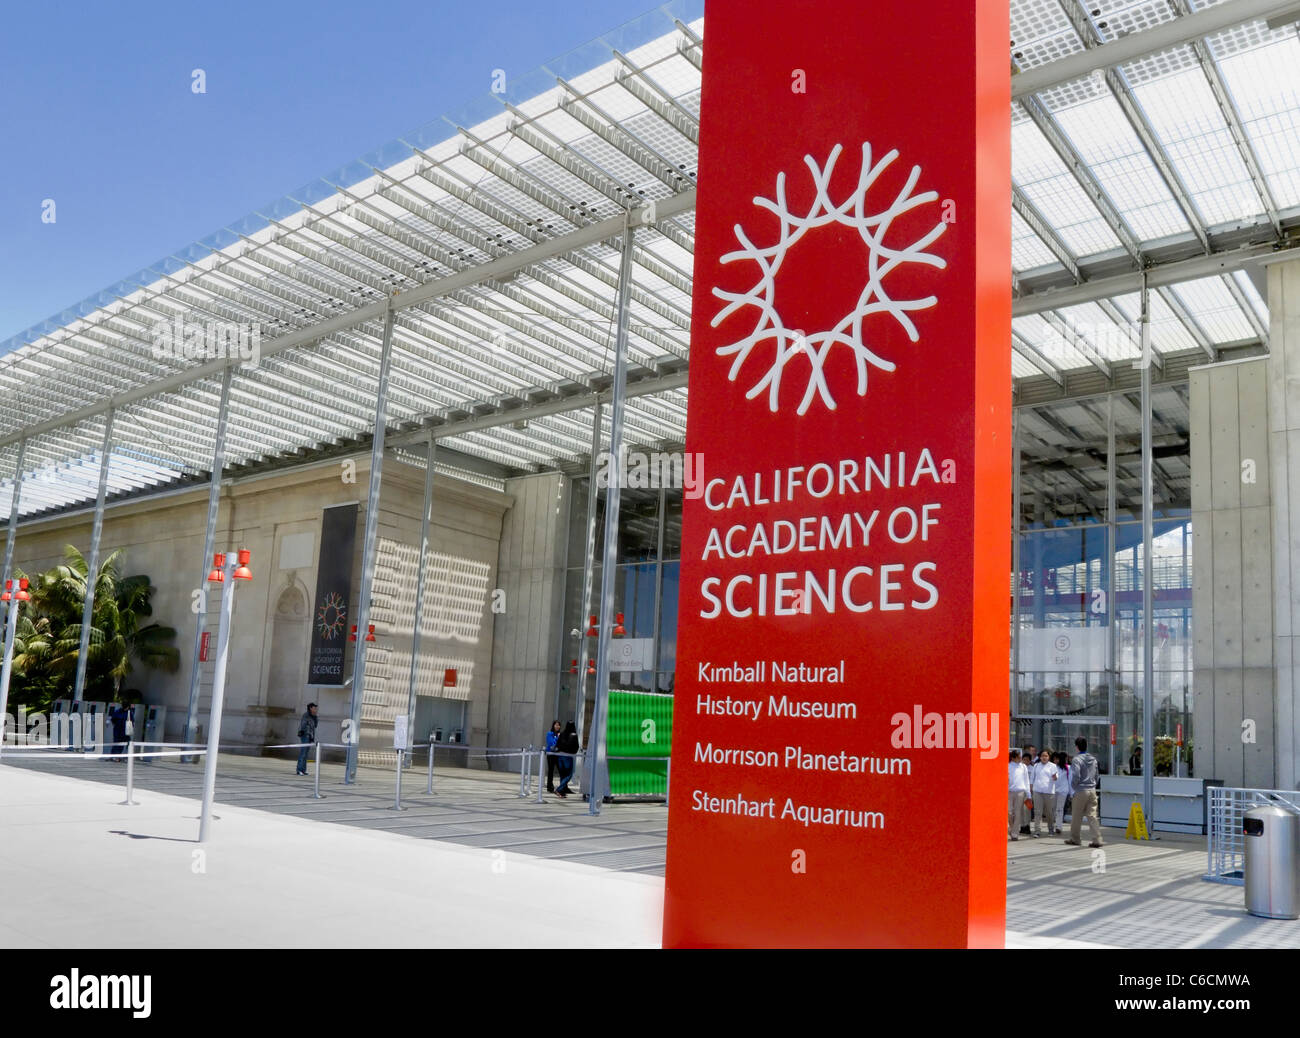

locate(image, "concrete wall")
[[359, 458, 508, 767], [1268, 257, 1300, 789], [0, 453, 509, 763], [487, 471, 572, 769], [1191, 357, 1274, 788]]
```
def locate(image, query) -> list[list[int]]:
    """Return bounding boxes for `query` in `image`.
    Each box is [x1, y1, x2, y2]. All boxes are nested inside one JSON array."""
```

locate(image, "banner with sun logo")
[[663, 0, 1010, 948], [308, 503, 358, 685]]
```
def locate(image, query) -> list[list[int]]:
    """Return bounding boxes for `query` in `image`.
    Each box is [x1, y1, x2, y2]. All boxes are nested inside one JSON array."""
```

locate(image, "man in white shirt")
[[1030, 749, 1059, 838], [1008, 750, 1031, 841]]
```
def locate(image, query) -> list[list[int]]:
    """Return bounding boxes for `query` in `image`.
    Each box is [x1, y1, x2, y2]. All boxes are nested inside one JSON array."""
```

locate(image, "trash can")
[[1243, 803, 1300, 919]]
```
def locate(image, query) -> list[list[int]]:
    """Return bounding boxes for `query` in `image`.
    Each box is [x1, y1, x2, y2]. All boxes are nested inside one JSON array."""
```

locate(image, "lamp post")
[[197, 550, 253, 843], [0, 578, 31, 762]]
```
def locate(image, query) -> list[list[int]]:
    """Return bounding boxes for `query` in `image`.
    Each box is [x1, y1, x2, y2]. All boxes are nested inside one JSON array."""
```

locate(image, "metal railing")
[[1206, 786, 1300, 885], [2, 734, 662, 833]]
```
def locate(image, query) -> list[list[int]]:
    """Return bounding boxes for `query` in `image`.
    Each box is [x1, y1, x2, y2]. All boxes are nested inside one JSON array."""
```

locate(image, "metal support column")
[[405, 433, 436, 732], [1107, 394, 1118, 777], [588, 221, 636, 816], [185, 367, 233, 754], [1011, 411, 1021, 721], [73, 410, 115, 703], [574, 401, 604, 751], [0, 589, 22, 761], [345, 302, 397, 783], [0, 440, 26, 754], [198, 555, 237, 842], [1, 440, 25, 590], [1140, 275, 1156, 825]]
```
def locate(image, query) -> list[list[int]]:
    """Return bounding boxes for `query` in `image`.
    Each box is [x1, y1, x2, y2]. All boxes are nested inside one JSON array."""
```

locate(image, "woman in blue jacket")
[[544, 720, 562, 793]]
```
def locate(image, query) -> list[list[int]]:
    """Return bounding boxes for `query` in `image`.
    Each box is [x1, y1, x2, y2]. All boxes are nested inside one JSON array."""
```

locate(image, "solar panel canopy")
[[2, 0, 1298, 519]]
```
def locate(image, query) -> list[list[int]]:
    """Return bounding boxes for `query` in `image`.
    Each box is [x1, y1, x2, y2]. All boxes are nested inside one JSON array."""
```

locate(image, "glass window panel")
[[1012, 122, 1126, 258], [1051, 94, 1191, 241], [1088, 0, 1177, 44], [1232, 269, 1269, 326], [1106, 290, 1200, 354], [1113, 386, 1190, 521], [1011, 207, 1062, 272], [1168, 277, 1256, 342], [1019, 402, 1110, 526], [662, 489, 682, 560], [659, 561, 679, 691], [1131, 68, 1261, 226], [1013, 313, 1095, 372], [1057, 301, 1139, 363], [1216, 37, 1300, 209], [616, 487, 661, 563], [1012, 352, 1042, 379], [1011, 0, 1073, 56], [1015, 526, 1112, 718], [1021, 720, 1116, 775]]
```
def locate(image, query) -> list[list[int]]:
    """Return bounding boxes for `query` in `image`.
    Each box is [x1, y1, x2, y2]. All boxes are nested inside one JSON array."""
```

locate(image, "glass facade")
[[554, 383, 1194, 792], [555, 480, 682, 733], [1014, 385, 1193, 783]]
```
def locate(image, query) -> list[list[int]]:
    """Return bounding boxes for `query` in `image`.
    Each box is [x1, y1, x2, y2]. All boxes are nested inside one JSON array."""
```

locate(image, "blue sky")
[[0, 0, 667, 341]]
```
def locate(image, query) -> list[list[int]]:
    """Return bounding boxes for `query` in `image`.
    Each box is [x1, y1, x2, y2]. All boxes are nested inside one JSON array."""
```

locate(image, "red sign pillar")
[[663, 0, 1010, 947]]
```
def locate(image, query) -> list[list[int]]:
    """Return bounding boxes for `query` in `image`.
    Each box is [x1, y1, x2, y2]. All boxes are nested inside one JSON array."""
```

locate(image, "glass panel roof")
[[1, 0, 1297, 517], [1215, 35, 1300, 209], [1012, 120, 1127, 257], [1129, 65, 1260, 226], [1048, 92, 1191, 240]]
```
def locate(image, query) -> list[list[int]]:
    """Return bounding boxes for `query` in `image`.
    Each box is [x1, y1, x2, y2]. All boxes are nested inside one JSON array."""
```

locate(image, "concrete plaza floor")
[[1007, 826, 1300, 949], [3, 749, 670, 874], [0, 759, 663, 948], [3, 752, 1299, 948]]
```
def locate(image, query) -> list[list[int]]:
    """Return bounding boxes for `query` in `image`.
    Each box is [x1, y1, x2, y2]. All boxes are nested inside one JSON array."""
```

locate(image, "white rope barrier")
[[3, 736, 662, 828]]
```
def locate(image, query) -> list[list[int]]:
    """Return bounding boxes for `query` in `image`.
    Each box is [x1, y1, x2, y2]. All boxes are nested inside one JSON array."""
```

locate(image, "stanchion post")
[[391, 749, 404, 811], [518, 746, 527, 797], [312, 741, 324, 799], [536, 749, 546, 804], [426, 741, 435, 794], [119, 737, 138, 806]]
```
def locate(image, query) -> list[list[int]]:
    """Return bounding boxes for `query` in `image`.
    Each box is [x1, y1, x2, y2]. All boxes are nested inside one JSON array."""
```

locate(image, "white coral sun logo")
[[712, 142, 947, 415]]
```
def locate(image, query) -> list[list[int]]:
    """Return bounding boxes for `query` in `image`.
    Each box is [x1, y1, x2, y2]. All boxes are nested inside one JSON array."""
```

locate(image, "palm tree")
[[11, 613, 60, 711], [15, 545, 179, 705]]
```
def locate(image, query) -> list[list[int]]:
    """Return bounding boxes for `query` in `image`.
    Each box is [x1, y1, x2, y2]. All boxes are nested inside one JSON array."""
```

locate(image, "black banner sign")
[[307, 503, 358, 685]]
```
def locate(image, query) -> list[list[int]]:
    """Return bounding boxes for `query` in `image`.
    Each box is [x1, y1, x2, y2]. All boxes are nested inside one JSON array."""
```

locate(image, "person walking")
[[1020, 744, 1037, 833], [554, 721, 579, 798], [1052, 750, 1071, 834], [544, 720, 562, 793], [1008, 749, 1030, 840], [297, 702, 318, 775], [108, 700, 131, 762], [1065, 736, 1103, 848], [1030, 749, 1058, 838]]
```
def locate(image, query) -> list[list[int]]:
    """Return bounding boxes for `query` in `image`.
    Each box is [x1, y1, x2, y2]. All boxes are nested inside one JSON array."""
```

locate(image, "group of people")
[[1008, 736, 1103, 848], [545, 720, 580, 798]]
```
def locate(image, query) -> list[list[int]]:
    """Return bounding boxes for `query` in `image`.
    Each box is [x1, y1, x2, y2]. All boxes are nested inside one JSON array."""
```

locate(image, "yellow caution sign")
[[1125, 801, 1150, 840]]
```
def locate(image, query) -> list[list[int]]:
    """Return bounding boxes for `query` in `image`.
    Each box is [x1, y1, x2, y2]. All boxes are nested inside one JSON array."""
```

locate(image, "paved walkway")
[[1007, 827, 1300, 949], [2, 749, 668, 875], [5, 752, 1300, 948], [0, 763, 662, 948]]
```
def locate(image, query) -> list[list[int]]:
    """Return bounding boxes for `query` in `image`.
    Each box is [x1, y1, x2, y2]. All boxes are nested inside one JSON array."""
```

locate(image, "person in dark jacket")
[[296, 703, 318, 775], [554, 721, 579, 798], [108, 701, 132, 761], [544, 720, 562, 792]]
